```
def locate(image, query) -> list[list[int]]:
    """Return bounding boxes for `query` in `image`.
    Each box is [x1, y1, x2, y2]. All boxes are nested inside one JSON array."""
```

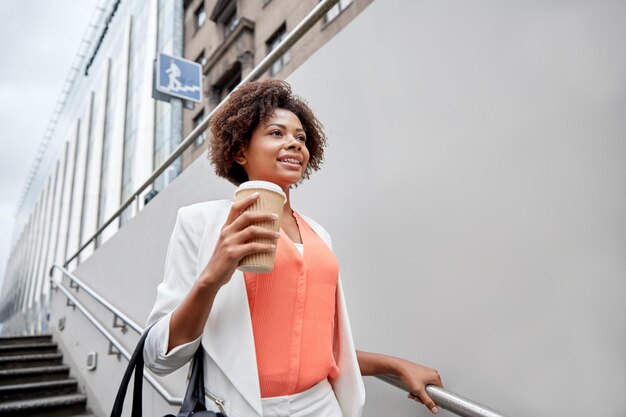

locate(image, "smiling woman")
[[143, 79, 443, 417]]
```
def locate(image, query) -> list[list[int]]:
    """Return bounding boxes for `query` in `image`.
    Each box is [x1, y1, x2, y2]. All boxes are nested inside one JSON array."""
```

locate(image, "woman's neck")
[[282, 186, 293, 217]]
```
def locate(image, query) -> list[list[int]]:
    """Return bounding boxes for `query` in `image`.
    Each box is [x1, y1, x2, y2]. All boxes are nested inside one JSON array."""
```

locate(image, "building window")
[[195, 3, 206, 30], [98, 60, 117, 235], [209, 0, 238, 39], [223, 7, 238, 38], [212, 64, 242, 106], [193, 111, 206, 146], [267, 23, 290, 77], [323, 0, 353, 25], [196, 51, 206, 67]]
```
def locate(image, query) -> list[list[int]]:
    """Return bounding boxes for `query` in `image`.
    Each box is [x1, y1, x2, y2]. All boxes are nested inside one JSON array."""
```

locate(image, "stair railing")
[[49, 264, 183, 405], [51, 264, 512, 416], [376, 374, 509, 417]]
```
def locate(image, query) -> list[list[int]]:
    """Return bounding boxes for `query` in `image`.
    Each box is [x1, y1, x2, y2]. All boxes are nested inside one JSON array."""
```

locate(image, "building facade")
[[0, 0, 184, 333], [180, 0, 374, 168]]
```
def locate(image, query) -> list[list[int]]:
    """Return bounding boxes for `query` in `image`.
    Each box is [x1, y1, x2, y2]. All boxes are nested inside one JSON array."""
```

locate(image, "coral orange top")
[[244, 211, 340, 398]]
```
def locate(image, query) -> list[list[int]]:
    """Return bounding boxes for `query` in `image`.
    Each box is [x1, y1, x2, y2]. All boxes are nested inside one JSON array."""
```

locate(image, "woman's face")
[[238, 108, 310, 190]]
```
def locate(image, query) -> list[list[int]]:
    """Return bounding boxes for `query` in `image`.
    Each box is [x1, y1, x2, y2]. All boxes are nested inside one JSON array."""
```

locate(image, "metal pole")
[[376, 375, 510, 417]]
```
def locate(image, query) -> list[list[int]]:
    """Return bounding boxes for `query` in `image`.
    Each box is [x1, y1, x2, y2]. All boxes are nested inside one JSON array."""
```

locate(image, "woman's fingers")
[[215, 240, 276, 264], [223, 226, 279, 262], [226, 192, 260, 225], [412, 389, 439, 414], [407, 392, 423, 403], [240, 242, 276, 258], [228, 210, 279, 233], [234, 225, 280, 244], [433, 372, 444, 389], [216, 222, 279, 263], [204, 194, 281, 287]]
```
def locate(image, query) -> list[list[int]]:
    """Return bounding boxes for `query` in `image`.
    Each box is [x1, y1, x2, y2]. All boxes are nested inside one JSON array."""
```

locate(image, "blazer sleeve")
[[143, 206, 203, 376]]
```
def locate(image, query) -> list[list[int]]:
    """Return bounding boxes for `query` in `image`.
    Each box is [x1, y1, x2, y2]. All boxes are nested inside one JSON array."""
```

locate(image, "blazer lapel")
[[332, 275, 366, 417], [196, 201, 263, 416], [203, 271, 262, 415]]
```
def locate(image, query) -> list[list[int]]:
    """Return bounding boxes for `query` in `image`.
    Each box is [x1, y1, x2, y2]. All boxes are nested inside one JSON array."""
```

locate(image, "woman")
[[144, 80, 443, 417]]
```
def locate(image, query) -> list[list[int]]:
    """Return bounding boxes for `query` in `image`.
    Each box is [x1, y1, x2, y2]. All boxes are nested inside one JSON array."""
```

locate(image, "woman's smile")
[[277, 154, 303, 170]]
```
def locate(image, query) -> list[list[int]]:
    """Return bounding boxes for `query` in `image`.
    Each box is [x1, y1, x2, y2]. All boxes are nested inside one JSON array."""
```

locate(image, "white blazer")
[[144, 200, 366, 417]]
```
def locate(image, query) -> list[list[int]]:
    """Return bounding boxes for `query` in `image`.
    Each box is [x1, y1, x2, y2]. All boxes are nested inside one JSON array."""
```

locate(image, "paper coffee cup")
[[234, 181, 286, 273]]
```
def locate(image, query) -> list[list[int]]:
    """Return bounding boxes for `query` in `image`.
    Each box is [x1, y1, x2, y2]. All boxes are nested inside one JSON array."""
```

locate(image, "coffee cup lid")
[[235, 181, 287, 202]]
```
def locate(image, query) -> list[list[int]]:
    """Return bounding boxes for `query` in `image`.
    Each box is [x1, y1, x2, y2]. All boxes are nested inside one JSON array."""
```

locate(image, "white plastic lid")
[[235, 180, 287, 202]]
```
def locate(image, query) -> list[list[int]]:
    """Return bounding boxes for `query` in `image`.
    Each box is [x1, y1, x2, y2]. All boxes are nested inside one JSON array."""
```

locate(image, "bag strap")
[[110, 325, 218, 417], [177, 346, 208, 417], [110, 324, 154, 417]]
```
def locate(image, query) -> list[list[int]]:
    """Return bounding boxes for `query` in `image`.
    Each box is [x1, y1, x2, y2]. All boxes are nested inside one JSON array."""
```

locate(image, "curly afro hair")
[[209, 79, 327, 186]]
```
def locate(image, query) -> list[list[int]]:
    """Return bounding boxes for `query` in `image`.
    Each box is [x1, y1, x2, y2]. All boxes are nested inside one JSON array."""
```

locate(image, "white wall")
[[50, 1, 625, 416]]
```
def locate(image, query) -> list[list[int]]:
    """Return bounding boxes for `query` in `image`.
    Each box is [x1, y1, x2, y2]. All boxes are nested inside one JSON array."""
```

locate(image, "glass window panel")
[[195, 4, 206, 29], [193, 111, 206, 146]]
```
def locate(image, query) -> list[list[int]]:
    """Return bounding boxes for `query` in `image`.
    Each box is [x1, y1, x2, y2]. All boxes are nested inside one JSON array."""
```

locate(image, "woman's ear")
[[235, 149, 247, 165]]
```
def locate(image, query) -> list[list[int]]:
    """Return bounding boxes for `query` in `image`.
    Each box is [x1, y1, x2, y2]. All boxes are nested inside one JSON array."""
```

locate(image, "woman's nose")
[[286, 135, 301, 149]]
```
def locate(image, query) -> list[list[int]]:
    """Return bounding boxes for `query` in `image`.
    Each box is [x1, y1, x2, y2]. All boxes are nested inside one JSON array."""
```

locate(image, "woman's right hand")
[[199, 192, 280, 288]]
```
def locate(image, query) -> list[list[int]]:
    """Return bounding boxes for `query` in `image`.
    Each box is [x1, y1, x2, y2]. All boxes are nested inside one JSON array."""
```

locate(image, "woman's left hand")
[[396, 359, 443, 414], [356, 350, 444, 414]]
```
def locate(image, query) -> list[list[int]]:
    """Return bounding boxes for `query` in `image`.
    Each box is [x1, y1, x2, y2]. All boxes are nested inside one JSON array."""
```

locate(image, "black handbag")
[[110, 326, 227, 417]]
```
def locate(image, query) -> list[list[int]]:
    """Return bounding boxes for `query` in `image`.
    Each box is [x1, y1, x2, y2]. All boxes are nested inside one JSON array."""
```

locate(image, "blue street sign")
[[156, 53, 202, 103]]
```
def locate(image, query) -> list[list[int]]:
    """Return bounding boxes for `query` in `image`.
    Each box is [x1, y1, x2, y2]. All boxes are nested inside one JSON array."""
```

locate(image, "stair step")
[[0, 379, 78, 401], [0, 335, 52, 346], [0, 352, 63, 370], [0, 365, 70, 386], [0, 342, 58, 357], [0, 393, 87, 417]]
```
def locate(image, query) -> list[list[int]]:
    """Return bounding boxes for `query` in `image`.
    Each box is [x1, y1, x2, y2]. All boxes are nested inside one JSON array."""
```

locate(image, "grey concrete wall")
[[49, 1, 625, 416], [286, 1, 626, 416]]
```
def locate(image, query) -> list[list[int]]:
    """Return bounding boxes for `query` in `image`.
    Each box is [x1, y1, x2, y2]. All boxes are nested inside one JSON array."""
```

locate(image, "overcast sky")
[[0, 1, 98, 289]]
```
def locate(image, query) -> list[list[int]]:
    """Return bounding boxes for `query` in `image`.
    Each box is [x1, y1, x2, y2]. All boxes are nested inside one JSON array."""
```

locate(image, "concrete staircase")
[[0, 335, 95, 417]]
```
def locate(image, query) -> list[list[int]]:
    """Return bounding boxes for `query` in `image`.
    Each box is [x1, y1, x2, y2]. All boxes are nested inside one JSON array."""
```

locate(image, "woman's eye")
[[271, 130, 282, 136], [298, 136, 307, 142]]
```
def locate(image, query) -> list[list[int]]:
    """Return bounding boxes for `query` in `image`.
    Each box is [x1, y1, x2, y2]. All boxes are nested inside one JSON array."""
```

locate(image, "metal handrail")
[[50, 278, 182, 405], [51, 265, 511, 416], [49, 265, 142, 334], [64, 0, 342, 267], [51, 263, 511, 416], [376, 375, 510, 417]]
